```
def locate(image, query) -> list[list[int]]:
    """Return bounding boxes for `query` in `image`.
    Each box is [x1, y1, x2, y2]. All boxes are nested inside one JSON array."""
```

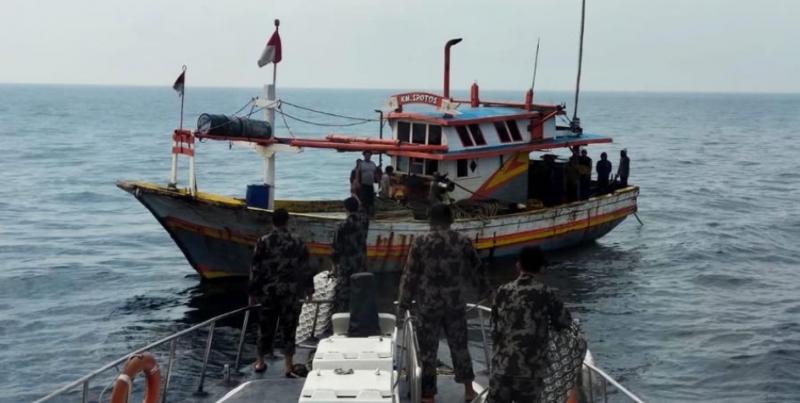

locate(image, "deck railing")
[[465, 303, 645, 403], [399, 310, 423, 403], [34, 300, 332, 403]]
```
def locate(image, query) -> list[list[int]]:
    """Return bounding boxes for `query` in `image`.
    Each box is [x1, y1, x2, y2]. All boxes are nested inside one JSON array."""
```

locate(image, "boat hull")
[[118, 181, 638, 279]]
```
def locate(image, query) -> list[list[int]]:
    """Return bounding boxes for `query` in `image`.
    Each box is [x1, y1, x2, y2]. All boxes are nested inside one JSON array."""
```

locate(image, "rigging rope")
[[280, 100, 378, 122], [276, 108, 376, 127]]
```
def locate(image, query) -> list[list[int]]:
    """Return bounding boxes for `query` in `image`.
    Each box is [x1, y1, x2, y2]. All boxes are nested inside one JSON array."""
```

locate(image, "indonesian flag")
[[172, 68, 185, 97], [257, 28, 282, 67]]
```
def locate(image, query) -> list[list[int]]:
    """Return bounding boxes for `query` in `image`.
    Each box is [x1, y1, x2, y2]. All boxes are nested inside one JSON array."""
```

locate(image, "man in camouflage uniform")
[[330, 197, 370, 312], [488, 246, 572, 402], [248, 208, 314, 376], [398, 204, 488, 402]]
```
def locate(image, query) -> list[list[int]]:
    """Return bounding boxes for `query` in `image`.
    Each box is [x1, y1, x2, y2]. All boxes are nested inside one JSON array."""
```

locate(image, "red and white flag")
[[172, 68, 185, 97], [257, 27, 282, 67]]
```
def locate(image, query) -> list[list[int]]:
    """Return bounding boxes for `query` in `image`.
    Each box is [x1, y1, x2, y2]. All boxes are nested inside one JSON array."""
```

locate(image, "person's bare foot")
[[253, 360, 267, 373]]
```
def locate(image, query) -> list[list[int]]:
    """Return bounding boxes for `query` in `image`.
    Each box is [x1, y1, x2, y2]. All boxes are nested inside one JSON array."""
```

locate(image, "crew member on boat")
[[579, 148, 593, 199], [330, 197, 369, 313], [428, 172, 452, 206], [488, 246, 573, 402], [248, 208, 314, 376], [596, 152, 612, 192], [398, 204, 487, 402], [616, 149, 630, 188], [379, 165, 394, 198], [566, 147, 582, 202], [352, 151, 381, 215]]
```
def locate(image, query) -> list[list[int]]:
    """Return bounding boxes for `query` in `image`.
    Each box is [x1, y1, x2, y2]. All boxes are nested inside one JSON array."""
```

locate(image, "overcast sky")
[[0, 0, 797, 93]]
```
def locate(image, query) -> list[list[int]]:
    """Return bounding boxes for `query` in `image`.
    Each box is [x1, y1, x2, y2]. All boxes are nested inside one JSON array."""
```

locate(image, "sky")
[[0, 0, 798, 93]]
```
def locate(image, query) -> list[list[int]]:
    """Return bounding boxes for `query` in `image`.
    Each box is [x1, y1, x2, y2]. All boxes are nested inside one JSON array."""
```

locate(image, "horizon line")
[[1, 81, 799, 95]]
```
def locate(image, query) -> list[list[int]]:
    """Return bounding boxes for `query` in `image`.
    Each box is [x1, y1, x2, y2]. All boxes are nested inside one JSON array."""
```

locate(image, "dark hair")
[[601, 152, 608, 158], [272, 208, 289, 227], [344, 197, 360, 212], [517, 246, 545, 273], [385, 166, 394, 174], [429, 204, 453, 226]]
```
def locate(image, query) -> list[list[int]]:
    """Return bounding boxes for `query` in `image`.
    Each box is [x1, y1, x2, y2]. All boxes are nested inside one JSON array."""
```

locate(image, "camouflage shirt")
[[330, 211, 370, 278], [398, 226, 487, 313], [248, 228, 314, 300], [490, 273, 572, 377]]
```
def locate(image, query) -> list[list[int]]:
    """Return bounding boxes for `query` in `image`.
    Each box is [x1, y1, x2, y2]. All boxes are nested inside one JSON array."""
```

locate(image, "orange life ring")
[[109, 352, 161, 403]]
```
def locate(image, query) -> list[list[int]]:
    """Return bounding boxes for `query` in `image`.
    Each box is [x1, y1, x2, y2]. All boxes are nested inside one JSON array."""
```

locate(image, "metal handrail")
[[582, 361, 645, 403], [464, 303, 646, 403], [35, 299, 333, 403]]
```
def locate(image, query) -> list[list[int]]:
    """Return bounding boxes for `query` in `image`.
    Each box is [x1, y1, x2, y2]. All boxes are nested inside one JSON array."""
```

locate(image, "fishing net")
[[295, 271, 338, 344], [541, 320, 588, 402]]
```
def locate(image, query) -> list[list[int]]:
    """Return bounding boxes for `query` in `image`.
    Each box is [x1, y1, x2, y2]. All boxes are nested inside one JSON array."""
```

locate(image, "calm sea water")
[[0, 85, 799, 402]]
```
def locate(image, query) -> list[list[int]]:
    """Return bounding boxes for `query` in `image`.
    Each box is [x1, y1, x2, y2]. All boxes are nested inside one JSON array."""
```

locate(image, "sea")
[[0, 84, 798, 402]]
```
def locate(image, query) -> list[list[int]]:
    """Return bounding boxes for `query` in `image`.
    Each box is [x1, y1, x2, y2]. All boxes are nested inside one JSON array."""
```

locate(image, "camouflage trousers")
[[257, 295, 301, 357], [416, 308, 475, 396], [486, 375, 544, 403]]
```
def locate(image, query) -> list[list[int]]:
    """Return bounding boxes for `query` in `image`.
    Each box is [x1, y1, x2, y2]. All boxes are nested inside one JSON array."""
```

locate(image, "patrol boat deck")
[[35, 302, 645, 403]]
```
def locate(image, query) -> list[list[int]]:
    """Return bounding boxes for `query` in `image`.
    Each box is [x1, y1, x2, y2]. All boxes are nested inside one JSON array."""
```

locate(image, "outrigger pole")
[[571, 0, 586, 133]]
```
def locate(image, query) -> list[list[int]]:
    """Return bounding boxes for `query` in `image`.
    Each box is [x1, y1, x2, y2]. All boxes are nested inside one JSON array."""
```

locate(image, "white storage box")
[[299, 369, 397, 403], [331, 313, 396, 336], [313, 336, 393, 371]]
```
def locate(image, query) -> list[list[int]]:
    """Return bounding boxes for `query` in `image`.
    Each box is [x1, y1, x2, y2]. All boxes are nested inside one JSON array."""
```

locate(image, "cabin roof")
[[388, 106, 542, 126]]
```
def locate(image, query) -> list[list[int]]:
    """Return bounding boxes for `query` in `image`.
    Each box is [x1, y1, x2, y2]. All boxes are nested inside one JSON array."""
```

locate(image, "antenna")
[[530, 38, 541, 91], [571, 0, 586, 133]]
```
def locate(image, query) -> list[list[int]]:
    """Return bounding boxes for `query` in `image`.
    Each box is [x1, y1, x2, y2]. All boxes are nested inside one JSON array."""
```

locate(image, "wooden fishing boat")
[[118, 32, 638, 280]]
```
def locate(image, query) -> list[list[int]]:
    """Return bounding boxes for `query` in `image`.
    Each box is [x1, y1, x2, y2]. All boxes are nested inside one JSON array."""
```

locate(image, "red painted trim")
[[172, 146, 194, 156], [289, 139, 447, 153], [194, 133, 277, 145], [388, 137, 613, 161]]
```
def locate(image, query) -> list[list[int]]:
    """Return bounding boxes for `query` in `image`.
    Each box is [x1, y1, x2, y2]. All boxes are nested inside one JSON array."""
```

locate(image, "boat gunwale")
[[117, 179, 639, 224]]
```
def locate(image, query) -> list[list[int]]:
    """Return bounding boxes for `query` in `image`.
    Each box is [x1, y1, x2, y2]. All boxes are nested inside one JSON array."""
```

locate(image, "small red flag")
[[258, 28, 282, 67], [172, 68, 185, 97]]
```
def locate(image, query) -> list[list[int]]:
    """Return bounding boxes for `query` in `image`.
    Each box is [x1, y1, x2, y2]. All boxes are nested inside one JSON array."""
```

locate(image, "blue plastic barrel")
[[246, 184, 270, 208]]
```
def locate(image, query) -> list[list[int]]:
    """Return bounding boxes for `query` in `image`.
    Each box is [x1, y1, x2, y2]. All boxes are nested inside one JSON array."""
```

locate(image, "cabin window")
[[425, 160, 439, 175], [468, 124, 487, 146], [396, 156, 408, 172], [457, 159, 469, 177], [412, 123, 427, 144], [494, 121, 511, 143], [507, 120, 523, 141], [409, 158, 425, 175], [397, 122, 411, 143], [456, 126, 474, 147], [428, 125, 442, 145]]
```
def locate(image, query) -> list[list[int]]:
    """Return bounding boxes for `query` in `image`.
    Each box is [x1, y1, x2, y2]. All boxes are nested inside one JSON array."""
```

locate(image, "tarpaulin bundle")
[[196, 114, 272, 138]]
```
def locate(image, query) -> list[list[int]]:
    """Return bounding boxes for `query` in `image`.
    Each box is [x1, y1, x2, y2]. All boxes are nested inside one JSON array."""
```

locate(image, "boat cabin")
[[380, 86, 612, 208]]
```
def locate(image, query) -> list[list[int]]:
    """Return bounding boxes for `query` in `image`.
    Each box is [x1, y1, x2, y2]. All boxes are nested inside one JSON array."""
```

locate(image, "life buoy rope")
[[109, 352, 161, 403]]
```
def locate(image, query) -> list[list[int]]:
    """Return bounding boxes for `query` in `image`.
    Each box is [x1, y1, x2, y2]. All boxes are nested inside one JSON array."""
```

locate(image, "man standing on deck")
[[398, 204, 488, 402], [352, 151, 381, 216], [579, 148, 593, 199], [596, 152, 612, 192], [488, 246, 573, 402], [330, 197, 370, 312], [248, 208, 314, 377], [616, 149, 630, 188], [566, 146, 581, 202]]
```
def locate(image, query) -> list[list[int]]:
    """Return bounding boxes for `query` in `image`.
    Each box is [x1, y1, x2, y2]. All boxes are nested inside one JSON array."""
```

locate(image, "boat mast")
[[571, 0, 586, 133], [530, 38, 540, 92]]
